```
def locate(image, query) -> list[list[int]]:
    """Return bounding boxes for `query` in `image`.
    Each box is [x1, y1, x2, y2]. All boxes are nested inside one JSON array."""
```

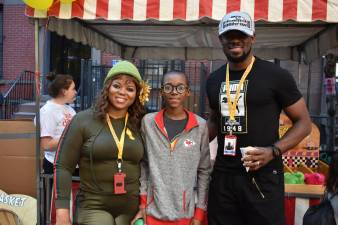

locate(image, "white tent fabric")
[[48, 18, 121, 55], [303, 25, 338, 62], [47, 17, 337, 61]]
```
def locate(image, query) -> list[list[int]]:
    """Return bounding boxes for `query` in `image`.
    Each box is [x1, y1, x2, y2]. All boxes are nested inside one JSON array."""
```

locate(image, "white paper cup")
[[240, 146, 256, 172]]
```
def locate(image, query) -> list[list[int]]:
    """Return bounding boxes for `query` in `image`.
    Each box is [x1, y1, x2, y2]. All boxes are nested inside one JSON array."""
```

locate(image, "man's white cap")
[[218, 11, 255, 37]]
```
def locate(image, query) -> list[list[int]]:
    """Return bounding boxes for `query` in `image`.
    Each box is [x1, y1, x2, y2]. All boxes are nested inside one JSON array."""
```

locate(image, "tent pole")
[[34, 18, 42, 225]]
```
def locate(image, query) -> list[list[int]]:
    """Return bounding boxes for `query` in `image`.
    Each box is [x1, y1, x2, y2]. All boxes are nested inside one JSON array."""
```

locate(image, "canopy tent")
[[25, 0, 338, 61]]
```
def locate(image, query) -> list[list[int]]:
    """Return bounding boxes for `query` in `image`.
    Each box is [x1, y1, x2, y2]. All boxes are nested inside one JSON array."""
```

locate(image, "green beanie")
[[104, 61, 142, 84]]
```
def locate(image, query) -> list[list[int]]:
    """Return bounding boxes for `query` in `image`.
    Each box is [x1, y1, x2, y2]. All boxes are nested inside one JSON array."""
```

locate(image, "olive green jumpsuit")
[[54, 109, 144, 225]]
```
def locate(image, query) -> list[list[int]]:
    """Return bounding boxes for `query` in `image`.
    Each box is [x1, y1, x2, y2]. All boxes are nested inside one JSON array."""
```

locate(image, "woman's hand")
[[130, 208, 146, 225], [55, 208, 72, 225]]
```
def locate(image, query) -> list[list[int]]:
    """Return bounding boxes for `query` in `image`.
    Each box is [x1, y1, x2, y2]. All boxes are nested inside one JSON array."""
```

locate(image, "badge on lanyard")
[[223, 57, 255, 156], [224, 119, 238, 156], [106, 113, 129, 195], [224, 134, 237, 156], [114, 173, 126, 194], [114, 161, 127, 194]]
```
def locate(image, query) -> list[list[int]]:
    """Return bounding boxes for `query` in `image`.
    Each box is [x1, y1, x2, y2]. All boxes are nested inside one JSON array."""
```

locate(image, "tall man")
[[206, 11, 312, 225]]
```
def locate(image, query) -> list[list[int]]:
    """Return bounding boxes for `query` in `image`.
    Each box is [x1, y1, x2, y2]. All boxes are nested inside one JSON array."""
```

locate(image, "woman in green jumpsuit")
[[54, 61, 149, 225]]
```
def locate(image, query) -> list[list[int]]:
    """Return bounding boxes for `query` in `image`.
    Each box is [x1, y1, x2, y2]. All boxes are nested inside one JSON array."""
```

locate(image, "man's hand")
[[242, 147, 274, 171], [190, 218, 202, 225]]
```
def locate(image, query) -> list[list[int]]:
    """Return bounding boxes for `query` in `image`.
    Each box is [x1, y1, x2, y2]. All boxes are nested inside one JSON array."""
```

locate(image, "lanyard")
[[225, 56, 255, 122], [106, 113, 129, 171]]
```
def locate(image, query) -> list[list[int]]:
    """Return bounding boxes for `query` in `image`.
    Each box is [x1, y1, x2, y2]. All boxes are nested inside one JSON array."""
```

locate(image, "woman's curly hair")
[[93, 75, 146, 130]]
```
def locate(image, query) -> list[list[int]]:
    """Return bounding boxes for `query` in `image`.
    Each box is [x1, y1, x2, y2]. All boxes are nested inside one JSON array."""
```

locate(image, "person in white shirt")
[[35, 73, 77, 174]]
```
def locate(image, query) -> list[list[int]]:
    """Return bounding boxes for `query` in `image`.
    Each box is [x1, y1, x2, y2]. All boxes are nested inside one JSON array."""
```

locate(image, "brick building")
[[0, 0, 119, 94], [0, 0, 34, 92]]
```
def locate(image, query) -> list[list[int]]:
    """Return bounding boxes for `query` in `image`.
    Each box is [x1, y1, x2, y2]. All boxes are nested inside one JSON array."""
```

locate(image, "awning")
[[26, 0, 338, 22], [25, 0, 338, 61]]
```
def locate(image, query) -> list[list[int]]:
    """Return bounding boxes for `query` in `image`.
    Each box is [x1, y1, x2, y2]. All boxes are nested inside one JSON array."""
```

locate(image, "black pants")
[[207, 170, 285, 225], [43, 157, 79, 176], [43, 158, 54, 174]]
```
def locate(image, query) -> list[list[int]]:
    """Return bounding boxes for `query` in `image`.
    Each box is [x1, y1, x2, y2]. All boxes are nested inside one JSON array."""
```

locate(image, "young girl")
[[36, 73, 77, 174], [132, 71, 211, 225]]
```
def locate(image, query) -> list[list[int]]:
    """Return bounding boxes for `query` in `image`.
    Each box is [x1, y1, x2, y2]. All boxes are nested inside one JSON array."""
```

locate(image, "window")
[[50, 32, 91, 88]]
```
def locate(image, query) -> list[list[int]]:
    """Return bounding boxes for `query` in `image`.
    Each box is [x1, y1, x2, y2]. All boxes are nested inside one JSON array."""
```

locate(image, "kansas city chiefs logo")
[[184, 139, 195, 147]]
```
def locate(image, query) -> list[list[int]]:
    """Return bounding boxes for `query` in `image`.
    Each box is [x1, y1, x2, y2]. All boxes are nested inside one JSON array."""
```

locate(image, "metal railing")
[[40, 174, 80, 225], [79, 60, 109, 111], [310, 114, 338, 152], [0, 71, 35, 119]]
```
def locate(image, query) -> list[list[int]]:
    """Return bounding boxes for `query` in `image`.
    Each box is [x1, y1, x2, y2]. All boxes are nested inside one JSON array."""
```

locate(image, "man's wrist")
[[271, 144, 282, 158]]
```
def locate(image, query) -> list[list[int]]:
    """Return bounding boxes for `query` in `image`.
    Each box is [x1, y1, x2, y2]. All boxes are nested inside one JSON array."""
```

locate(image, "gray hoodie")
[[139, 110, 211, 222]]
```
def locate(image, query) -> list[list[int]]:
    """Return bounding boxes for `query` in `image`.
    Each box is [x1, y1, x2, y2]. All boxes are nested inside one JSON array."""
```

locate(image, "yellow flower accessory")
[[139, 80, 151, 106]]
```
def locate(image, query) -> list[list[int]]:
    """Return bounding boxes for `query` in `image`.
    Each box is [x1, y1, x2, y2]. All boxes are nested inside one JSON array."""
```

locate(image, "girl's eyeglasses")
[[162, 84, 188, 94]]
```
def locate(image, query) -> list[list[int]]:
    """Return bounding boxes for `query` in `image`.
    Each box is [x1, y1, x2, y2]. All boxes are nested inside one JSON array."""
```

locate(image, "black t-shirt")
[[206, 58, 302, 174], [164, 113, 187, 141]]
